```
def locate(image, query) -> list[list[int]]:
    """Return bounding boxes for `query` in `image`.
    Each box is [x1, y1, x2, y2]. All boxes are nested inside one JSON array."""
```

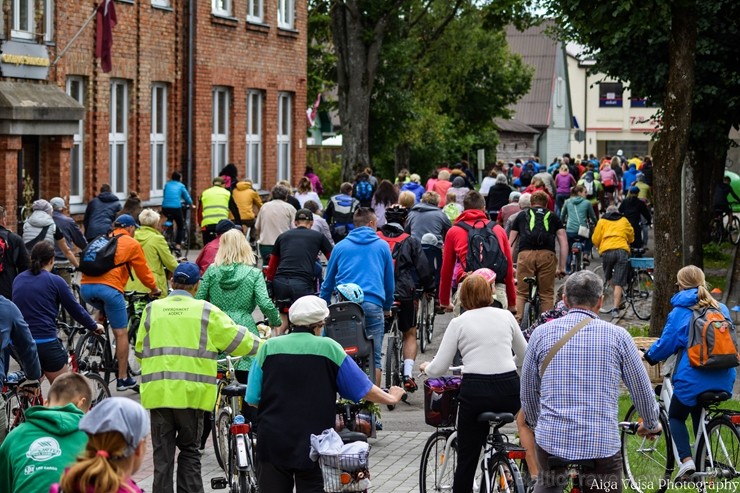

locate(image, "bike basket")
[[319, 451, 371, 492], [424, 376, 462, 427], [629, 257, 654, 270]]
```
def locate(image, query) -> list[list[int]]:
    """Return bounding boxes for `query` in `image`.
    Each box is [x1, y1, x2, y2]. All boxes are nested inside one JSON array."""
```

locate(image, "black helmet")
[[385, 204, 409, 225]]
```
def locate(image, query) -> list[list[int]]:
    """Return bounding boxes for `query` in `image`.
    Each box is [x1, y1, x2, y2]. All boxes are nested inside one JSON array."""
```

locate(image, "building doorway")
[[17, 136, 40, 230]]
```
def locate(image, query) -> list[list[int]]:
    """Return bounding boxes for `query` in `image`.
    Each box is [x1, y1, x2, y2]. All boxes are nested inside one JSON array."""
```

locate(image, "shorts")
[[602, 249, 629, 287], [362, 301, 384, 369], [272, 276, 315, 311], [397, 299, 417, 333], [80, 283, 128, 329], [36, 339, 68, 373]]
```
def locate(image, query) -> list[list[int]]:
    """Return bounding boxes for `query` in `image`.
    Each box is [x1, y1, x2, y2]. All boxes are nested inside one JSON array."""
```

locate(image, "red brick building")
[[0, 0, 307, 230]]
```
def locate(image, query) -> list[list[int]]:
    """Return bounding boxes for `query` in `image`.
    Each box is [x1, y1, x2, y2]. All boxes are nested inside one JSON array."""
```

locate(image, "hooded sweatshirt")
[[400, 181, 425, 203], [644, 289, 735, 406], [232, 181, 263, 221], [591, 211, 634, 254], [22, 211, 56, 246], [126, 225, 179, 296], [0, 404, 87, 493], [83, 191, 122, 241], [622, 164, 638, 191], [561, 196, 597, 235], [405, 202, 452, 245], [320, 227, 395, 310], [195, 263, 280, 371]]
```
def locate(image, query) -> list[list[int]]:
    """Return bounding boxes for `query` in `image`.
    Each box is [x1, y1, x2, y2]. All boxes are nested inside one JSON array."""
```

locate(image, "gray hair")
[[138, 208, 160, 227], [518, 193, 531, 208], [564, 270, 603, 309], [271, 185, 289, 201], [495, 174, 508, 185], [509, 191, 521, 202]]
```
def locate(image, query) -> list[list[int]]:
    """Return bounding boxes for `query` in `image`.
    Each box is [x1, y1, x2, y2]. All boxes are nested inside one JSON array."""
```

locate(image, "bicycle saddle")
[[698, 390, 731, 406], [338, 429, 368, 444], [523, 277, 537, 285], [547, 456, 596, 469], [476, 412, 515, 425], [222, 383, 248, 397]]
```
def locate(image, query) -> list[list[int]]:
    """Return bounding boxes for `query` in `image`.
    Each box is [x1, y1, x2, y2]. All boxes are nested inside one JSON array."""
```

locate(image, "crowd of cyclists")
[[0, 149, 738, 493]]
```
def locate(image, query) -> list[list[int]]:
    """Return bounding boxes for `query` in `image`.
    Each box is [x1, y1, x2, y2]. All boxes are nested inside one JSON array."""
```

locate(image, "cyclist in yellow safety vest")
[[198, 177, 240, 246], [135, 261, 261, 493]]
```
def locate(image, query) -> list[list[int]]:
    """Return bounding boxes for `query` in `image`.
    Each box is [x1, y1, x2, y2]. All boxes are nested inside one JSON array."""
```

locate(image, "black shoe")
[[403, 376, 418, 393]]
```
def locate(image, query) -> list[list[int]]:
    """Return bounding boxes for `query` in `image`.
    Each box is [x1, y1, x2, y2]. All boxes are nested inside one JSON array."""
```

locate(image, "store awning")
[[0, 81, 84, 135]]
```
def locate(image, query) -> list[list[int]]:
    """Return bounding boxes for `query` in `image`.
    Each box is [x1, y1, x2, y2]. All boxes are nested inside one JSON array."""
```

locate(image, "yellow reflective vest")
[[200, 186, 231, 227], [135, 291, 261, 411]]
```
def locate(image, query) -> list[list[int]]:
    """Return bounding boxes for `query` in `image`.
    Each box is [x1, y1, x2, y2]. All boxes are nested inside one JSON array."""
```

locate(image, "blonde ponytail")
[[677, 265, 719, 310], [59, 431, 136, 493]]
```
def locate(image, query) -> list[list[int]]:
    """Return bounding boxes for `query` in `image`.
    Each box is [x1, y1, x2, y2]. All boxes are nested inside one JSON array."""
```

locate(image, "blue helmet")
[[336, 283, 364, 304]]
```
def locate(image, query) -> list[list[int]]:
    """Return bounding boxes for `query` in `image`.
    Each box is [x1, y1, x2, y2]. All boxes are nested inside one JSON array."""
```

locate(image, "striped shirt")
[[520, 308, 659, 460]]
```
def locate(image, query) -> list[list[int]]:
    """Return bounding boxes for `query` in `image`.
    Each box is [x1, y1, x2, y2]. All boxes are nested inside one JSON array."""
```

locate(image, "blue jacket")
[[320, 227, 395, 310], [400, 182, 425, 203], [0, 296, 41, 382], [162, 180, 194, 209], [82, 192, 121, 241], [622, 165, 638, 191], [52, 211, 87, 261], [645, 288, 735, 406]]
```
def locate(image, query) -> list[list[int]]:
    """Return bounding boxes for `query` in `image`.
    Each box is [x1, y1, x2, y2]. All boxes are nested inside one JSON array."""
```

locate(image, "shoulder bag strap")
[[539, 317, 593, 378]]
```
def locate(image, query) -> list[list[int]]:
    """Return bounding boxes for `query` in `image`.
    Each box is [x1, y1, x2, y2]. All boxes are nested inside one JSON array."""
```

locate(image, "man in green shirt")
[[0, 372, 91, 493]]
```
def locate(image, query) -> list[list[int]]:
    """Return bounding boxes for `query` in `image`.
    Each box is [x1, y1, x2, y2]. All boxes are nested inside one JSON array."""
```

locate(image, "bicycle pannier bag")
[[458, 220, 508, 281], [687, 306, 740, 370], [78, 234, 126, 276], [424, 376, 461, 427]]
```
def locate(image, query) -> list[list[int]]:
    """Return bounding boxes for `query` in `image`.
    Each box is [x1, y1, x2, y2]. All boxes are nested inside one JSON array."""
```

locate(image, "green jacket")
[[0, 404, 87, 493], [196, 263, 280, 371], [127, 225, 179, 296]]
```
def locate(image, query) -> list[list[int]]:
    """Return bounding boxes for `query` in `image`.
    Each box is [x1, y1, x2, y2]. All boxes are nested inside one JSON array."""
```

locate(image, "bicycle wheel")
[[710, 218, 725, 245], [519, 302, 532, 332], [181, 216, 191, 257], [419, 430, 457, 493], [489, 457, 525, 493], [384, 334, 400, 410], [630, 270, 654, 321], [4, 391, 26, 432], [427, 301, 436, 344], [696, 416, 740, 485], [234, 437, 258, 493], [621, 405, 673, 493], [127, 316, 142, 377], [729, 216, 740, 245], [75, 332, 113, 385], [419, 298, 428, 354], [84, 372, 111, 408], [213, 407, 232, 471]]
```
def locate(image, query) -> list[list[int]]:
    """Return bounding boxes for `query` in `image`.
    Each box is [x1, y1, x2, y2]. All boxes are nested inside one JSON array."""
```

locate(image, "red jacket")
[[438, 209, 516, 307], [195, 236, 220, 274]]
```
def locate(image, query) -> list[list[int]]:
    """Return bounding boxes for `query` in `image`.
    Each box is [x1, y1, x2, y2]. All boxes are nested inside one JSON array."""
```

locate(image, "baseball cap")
[[421, 233, 441, 248], [173, 262, 201, 285], [50, 197, 66, 210], [32, 199, 53, 215], [78, 397, 149, 456], [114, 214, 139, 228], [289, 295, 330, 326], [215, 219, 237, 235], [629, 186, 640, 194], [295, 208, 313, 221]]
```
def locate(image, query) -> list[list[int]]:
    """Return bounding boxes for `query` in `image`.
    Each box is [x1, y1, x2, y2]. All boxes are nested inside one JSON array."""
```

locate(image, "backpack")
[[520, 165, 534, 186], [687, 306, 740, 370], [457, 220, 508, 281], [78, 234, 129, 277], [0, 230, 18, 275], [329, 195, 357, 240], [24, 225, 51, 250], [521, 208, 553, 247], [378, 231, 410, 270], [354, 181, 373, 202]]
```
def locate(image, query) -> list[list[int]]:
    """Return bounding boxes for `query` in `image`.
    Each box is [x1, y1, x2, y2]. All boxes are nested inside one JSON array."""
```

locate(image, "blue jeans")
[[362, 302, 384, 369], [669, 394, 702, 461], [81, 283, 127, 329]]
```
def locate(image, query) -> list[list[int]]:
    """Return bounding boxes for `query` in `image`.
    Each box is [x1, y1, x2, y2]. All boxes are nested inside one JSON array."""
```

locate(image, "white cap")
[[289, 295, 330, 326], [421, 233, 441, 247], [616, 149, 624, 156]]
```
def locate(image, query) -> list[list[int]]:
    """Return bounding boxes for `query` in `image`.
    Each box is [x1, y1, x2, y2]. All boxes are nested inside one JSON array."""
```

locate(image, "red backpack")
[[377, 231, 410, 270]]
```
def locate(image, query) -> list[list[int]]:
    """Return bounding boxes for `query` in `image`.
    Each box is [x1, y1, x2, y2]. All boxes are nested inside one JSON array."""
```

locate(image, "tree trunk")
[[649, 1, 696, 337], [683, 151, 702, 268], [691, 122, 730, 244], [331, 1, 393, 182], [395, 142, 411, 175]]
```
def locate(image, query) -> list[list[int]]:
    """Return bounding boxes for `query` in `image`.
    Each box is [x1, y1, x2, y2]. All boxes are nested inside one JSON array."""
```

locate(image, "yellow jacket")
[[592, 214, 634, 254], [232, 181, 263, 221]]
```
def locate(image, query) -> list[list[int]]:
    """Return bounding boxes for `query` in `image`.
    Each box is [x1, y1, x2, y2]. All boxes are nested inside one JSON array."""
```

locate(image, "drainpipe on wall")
[[187, 0, 195, 193]]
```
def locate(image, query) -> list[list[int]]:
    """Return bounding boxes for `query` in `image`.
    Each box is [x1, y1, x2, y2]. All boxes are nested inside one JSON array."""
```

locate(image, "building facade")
[[0, 0, 307, 230]]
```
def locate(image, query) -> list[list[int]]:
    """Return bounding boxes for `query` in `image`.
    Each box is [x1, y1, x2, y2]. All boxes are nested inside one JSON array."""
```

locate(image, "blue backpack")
[[354, 181, 373, 202]]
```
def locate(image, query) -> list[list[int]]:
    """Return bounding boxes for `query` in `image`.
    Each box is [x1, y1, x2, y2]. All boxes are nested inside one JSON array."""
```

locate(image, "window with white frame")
[[246, 90, 263, 186], [12, 0, 53, 40], [44, 0, 54, 42], [212, 87, 230, 178], [67, 77, 85, 204], [277, 0, 295, 29], [247, 0, 263, 23], [109, 80, 129, 198], [212, 0, 232, 16], [151, 84, 168, 197], [152, 0, 170, 7], [277, 93, 292, 182]]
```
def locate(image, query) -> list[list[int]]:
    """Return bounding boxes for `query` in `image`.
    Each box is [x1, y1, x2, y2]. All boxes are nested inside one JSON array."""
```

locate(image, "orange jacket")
[[81, 228, 157, 293]]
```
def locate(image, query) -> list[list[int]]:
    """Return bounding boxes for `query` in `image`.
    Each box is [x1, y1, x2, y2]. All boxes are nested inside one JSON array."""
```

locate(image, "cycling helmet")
[[336, 283, 364, 304], [385, 204, 409, 225], [472, 268, 497, 285]]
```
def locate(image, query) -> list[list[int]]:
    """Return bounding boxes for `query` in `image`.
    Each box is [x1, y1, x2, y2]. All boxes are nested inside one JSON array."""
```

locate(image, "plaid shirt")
[[521, 308, 659, 460]]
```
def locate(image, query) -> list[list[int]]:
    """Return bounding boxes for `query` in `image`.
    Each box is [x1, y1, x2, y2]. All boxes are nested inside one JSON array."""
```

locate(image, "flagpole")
[[50, 6, 99, 67]]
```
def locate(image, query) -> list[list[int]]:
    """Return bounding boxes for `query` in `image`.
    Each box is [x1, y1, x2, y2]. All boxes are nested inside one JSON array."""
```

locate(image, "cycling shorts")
[[397, 299, 417, 333], [80, 283, 127, 329], [37, 339, 68, 373], [272, 276, 315, 311]]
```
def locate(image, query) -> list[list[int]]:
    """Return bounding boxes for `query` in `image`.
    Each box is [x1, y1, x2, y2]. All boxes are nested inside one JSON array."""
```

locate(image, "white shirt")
[[295, 191, 322, 211], [424, 306, 527, 377]]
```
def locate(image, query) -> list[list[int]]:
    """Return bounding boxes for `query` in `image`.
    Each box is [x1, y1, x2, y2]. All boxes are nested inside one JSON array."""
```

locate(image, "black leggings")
[[162, 207, 185, 245]]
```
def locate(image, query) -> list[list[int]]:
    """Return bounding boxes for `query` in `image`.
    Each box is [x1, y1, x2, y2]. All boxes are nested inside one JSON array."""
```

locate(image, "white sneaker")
[[676, 459, 696, 479], [599, 306, 614, 314]]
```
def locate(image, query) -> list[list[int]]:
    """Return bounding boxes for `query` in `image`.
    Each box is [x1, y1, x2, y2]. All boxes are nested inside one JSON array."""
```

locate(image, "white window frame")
[[67, 77, 85, 204], [246, 90, 263, 188], [212, 87, 230, 178], [247, 0, 263, 23], [150, 84, 168, 197], [152, 0, 171, 7], [277, 92, 292, 182], [44, 0, 54, 42], [211, 0, 232, 16], [277, 0, 295, 29], [12, 0, 35, 39], [109, 80, 129, 199]]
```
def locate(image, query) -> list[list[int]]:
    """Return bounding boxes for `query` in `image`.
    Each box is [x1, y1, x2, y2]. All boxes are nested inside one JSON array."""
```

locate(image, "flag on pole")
[[95, 0, 117, 73]]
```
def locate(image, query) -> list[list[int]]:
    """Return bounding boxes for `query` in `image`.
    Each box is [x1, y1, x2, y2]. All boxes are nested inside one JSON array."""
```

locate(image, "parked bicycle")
[[416, 289, 435, 354], [709, 209, 740, 245], [519, 277, 540, 332]]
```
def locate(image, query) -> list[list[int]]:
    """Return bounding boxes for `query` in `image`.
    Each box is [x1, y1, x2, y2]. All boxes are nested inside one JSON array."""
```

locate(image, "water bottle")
[[233, 414, 245, 425]]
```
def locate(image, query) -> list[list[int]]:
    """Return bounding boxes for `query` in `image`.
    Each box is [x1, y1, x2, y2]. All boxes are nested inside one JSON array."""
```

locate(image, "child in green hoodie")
[[0, 372, 91, 493]]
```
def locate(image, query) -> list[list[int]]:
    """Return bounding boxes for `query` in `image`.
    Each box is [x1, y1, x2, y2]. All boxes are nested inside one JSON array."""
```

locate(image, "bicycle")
[[383, 301, 403, 410], [519, 277, 540, 332], [210, 354, 258, 493], [621, 360, 740, 493], [2, 372, 42, 434], [162, 204, 192, 256], [539, 456, 600, 493], [54, 265, 93, 325], [57, 322, 111, 406], [594, 249, 654, 321], [709, 210, 740, 245], [320, 407, 372, 493], [416, 289, 436, 354], [569, 236, 586, 274]]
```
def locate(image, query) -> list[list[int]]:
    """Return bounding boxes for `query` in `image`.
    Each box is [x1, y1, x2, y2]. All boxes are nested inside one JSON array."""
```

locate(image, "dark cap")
[[173, 262, 201, 285], [629, 186, 640, 194], [295, 208, 313, 221], [114, 214, 139, 228], [215, 219, 237, 235]]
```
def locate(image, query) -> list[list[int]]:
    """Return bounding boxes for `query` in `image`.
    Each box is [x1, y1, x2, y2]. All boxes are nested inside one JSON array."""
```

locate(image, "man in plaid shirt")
[[521, 271, 661, 493]]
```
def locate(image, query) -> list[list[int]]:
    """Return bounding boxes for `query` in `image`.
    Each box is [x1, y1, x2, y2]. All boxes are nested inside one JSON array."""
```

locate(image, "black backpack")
[[78, 233, 129, 277], [458, 220, 508, 281], [0, 230, 19, 276], [522, 208, 553, 247]]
